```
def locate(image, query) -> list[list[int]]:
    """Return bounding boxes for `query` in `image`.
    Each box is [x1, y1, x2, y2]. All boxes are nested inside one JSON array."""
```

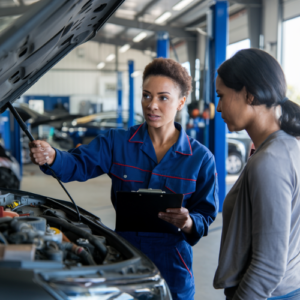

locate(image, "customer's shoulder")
[[258, 130, 298, 157], [247, 131, 298, 175]]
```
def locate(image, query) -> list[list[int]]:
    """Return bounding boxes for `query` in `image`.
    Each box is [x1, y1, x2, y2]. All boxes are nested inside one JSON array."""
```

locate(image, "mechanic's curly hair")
[[143, 58, 192, 97]]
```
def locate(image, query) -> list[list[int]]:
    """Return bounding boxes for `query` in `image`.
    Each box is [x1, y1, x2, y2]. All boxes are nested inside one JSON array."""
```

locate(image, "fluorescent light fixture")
[[106, 54, 115, 62], [97, 62, 105, 69], [131, 71, 141, 78], [133, 31, 147, 43], [144, 50, 152, 56], [173, 0, 194, 11], [119, 44, 130, 53], [155, 12, 172, 24]]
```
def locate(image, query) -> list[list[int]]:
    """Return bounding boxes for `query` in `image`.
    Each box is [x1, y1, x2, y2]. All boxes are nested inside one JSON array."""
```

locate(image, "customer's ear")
[[244, 87, 254, 105]]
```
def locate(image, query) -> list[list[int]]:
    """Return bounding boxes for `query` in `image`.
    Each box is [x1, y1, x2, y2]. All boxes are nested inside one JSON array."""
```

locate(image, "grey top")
[[214, 130, 300, 299]]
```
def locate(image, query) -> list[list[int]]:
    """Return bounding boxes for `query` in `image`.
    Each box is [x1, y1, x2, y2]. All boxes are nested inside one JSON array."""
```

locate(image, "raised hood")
[[0, 0, 124, 113]]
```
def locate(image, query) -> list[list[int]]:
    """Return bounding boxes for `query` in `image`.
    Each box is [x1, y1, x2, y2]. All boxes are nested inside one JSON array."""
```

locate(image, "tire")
[[0, 167, 20, 189], [226, 152, 243, 175]]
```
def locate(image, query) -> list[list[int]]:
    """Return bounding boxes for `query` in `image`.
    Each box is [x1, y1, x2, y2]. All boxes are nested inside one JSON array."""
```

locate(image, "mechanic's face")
[[142, 76, 186, 129], [216, 76, 253, 132]]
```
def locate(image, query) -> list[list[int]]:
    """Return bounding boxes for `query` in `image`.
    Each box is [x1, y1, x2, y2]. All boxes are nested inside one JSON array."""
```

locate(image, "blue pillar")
[[0, 110, 22, 177], [117, 71, 123, 128], [0, 110, 11, 151], [128, 60, 135, 128], [11, 117, 22, 177], [156, 31, 169, 58], [213, 0, 228, 211]]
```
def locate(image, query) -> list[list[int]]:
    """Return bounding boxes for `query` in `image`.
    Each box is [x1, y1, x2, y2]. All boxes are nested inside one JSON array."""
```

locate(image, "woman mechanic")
[[29, 58, 219, 300], [213, 49, 300, 300]]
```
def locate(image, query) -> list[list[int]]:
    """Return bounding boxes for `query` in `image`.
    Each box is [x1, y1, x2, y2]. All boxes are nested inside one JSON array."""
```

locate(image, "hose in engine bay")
[[60, 242, 96, 266], [42, 215, 107, 262]]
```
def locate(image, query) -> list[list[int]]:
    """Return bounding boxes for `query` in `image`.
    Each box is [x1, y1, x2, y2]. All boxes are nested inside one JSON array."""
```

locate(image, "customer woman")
[[29, 58, 219, 300], [214, 48, 300, 300]]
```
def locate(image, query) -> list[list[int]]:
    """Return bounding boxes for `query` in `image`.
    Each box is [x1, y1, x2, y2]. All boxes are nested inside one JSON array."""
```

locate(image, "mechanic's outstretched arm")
[[28, 130, 114, 183]]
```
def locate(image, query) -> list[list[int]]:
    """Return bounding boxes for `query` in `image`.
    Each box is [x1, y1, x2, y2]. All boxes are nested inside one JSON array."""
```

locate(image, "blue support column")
[[213, 0, 228, 211], [117, 71, 123, 128], [128, 60, 135, 128], [0, 110, 11, 151], [11, 117, 22, 177], [156, 31, 169, 58], [0, 110, 22, 177]]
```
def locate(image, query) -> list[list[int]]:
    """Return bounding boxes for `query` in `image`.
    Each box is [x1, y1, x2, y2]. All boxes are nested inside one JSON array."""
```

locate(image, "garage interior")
[[1, 0, 300, 299]]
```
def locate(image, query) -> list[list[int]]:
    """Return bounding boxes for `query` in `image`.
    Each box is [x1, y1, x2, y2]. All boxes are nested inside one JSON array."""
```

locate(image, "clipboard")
[[116, 189, 183, 234]]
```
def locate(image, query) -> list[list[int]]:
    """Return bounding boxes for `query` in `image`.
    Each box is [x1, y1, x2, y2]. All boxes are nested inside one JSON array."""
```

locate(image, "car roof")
[[0, 0, 124, 113]]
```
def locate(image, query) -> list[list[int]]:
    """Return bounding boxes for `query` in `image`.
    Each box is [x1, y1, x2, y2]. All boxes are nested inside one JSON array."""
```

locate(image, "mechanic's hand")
[[158, 207, 194, 234], [29, 140, 56, 166]]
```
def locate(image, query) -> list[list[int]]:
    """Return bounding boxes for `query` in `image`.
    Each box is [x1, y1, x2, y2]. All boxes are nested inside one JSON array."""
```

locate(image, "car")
[[226, 130, 252, 175], [0, 143, 21, 189], [13, 102, 84, 158], [60, 111, 144, 147], [0, 1, 172, 299], [227, 139, 246, 175]]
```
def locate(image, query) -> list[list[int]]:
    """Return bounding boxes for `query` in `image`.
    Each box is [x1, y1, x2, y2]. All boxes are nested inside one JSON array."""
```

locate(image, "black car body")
[[0, 144, 21, 189], [0, 1, 171, 299]]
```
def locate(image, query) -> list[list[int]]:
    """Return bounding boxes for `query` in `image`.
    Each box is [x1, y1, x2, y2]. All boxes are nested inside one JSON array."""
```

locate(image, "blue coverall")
[[41, 122, 219, 300]]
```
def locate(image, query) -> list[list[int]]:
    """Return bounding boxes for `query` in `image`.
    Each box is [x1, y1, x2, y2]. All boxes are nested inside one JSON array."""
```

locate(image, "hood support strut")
[[7, 102, 81, 221]]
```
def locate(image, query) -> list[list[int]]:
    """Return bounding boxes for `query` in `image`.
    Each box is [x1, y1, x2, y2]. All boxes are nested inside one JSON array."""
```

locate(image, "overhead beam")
[[135, 0, 160, 20], [230, 0, 262, 6], [17, 0, 25, 6], [92, 35, 156, 52], [0, 5, 31, 17], [168, 0, 215, 24], [107, 16, 196, 38], [184, 15, 207, 28]]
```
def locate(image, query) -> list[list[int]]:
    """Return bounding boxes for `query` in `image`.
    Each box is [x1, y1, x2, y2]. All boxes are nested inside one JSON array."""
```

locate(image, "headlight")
[[44, 275, 172, 300]]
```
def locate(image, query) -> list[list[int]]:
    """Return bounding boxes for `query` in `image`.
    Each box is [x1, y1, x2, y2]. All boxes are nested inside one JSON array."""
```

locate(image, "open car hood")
[[0, 0, 124, 113]]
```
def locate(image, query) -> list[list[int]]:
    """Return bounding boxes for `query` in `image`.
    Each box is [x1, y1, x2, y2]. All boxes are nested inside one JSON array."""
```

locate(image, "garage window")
[[226, 39, 250, 59], [283, 16, 300, 105]]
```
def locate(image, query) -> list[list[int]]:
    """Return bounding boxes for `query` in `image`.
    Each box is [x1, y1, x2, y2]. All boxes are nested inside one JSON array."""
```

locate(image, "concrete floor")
[[21, 164, 237, 300]]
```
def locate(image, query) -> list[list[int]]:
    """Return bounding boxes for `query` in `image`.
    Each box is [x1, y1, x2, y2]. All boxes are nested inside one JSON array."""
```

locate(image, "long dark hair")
[[218, 48, 300, 137]]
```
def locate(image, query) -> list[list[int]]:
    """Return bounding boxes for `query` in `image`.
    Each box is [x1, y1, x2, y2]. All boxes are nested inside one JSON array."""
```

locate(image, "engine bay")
[[0, 191, 124, 268]]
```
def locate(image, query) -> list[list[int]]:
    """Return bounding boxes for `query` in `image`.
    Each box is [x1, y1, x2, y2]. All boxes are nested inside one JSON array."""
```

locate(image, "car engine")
[[0, 190, 172, 300], [0, 193, 123, 266]]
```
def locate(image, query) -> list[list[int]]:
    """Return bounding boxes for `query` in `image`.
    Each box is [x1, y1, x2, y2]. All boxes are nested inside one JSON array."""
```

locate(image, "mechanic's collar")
[[128, 122, 193, 156]]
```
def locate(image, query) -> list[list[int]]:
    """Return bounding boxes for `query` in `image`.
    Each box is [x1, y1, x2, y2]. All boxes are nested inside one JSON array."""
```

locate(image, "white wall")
[[25, 41, 152, 114]]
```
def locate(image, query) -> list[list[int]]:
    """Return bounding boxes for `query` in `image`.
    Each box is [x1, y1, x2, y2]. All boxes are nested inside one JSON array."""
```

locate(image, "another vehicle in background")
[[226, 130, 252, 175], [59, 111, 144, 147], [0, 143, 20, 189]]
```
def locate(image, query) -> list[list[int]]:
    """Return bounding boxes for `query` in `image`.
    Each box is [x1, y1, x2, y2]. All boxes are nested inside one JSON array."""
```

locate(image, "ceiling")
[[0, 0, 250, 53], [98, 0, 246, 51]]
